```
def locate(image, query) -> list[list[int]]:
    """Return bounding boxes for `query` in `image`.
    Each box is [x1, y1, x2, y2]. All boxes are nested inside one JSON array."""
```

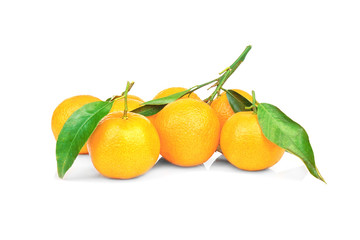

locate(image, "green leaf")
[[56, 101, 114, 178], [257, 103, 325, 183], [142, 90, 190, 105], [131, 89, 191, 117], [226, 89, 253, 113], [131, 104, 165, 116]]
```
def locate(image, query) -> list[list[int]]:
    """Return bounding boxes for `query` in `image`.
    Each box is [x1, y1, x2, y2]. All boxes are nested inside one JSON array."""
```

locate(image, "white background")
[[1, 1, 359, 239]]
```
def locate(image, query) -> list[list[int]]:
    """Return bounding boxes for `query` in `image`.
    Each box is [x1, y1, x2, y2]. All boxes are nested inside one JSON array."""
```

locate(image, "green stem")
[[108, 95, 124, 102], [245, 90, 258, 113], [188, 78, 219, 93], [251, 90, 257, 114], [122, 81, 135, 119], [204, 45, 252, 103]]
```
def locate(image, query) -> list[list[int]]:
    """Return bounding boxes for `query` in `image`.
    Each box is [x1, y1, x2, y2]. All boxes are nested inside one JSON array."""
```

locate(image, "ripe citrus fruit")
[[109, 98, 143, 113], [51, 95, 101, 154], [148, 87, 201, 124], [211, 89, 252, 129], [88, 112, 160, 179], [154, 98, 220, 166], [220, 111, 285, 171]]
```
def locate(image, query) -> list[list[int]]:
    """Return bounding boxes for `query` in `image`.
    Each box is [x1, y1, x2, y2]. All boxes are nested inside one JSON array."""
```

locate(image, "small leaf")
[[142, 90, 190, 105], [257, 103, 325, 183], [131, 89, 191, 116], [56, 101, 114, 178], [131, 104, 165, 116], [226, 89, 253, 113]]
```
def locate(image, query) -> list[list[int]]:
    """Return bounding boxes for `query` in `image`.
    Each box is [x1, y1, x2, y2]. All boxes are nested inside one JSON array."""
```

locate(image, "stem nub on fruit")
[[122, 81, 135, 119], [245, 90, 258, 114]]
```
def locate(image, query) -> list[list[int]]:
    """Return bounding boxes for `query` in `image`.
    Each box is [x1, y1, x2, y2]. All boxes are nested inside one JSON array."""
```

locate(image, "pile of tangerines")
[[52, 87, 284, 179], [51, 46, 324, 182]]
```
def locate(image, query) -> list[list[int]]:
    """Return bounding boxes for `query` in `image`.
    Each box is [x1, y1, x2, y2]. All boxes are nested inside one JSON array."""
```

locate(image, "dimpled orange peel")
[[88, 112, 160, 179], [147, 87, 201, 125], [211, 89, 252, 130], [220, 111, 285, 171], [154, 98, 220, 166]]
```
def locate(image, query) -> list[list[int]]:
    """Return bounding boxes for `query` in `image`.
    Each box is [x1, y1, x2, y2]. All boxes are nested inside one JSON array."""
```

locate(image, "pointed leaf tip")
[[141, 90, 190, 106], [131, 104, 165, 116], [56, 101, 114, 179], [226, 89, 253, 113], [257, 103, 325, 183]]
